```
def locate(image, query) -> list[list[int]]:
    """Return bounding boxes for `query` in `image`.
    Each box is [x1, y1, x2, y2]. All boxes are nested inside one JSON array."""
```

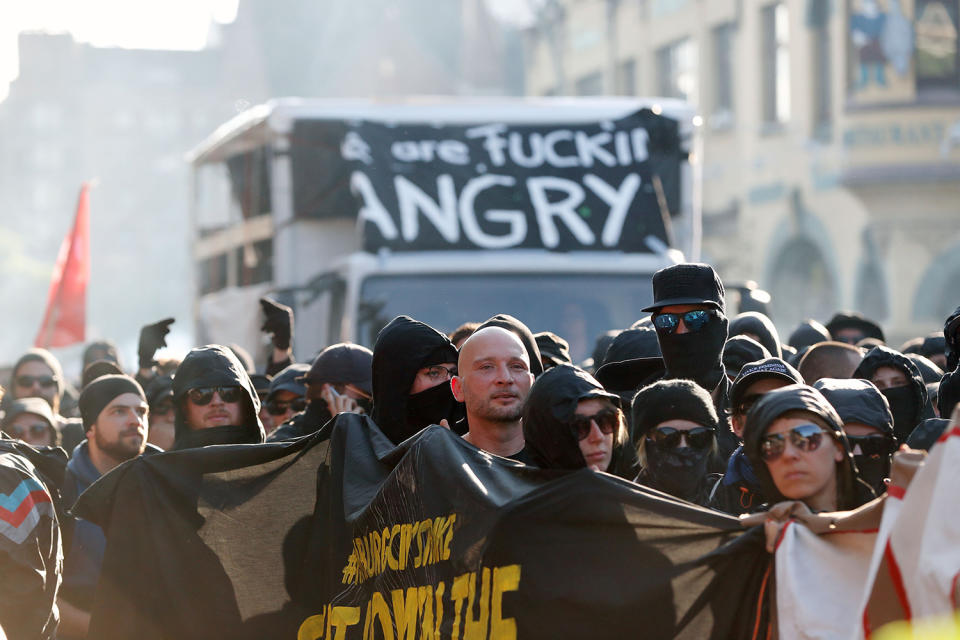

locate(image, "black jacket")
[[171, 345, 265, 450], [730, 312, 782, 359]]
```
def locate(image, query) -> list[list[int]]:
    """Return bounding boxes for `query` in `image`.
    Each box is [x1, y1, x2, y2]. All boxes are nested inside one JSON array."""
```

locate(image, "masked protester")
[[171, 346, 265, 450], [743, 384, 875, 512], [522, 364, 637, 478], [370, 316, 461, 445], [593, 327, 664, 437], [730, 311, 782, 359], [852, 345, 927, 443], [814, 378, 897, 496], [632, 379, 719, 506], [722, 336, 771, 382]]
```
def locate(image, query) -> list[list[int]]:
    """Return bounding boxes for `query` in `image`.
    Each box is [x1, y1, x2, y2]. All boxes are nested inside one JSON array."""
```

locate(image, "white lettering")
[[507, 132, 545, 168], [465, 124, 508, 167], [614, 131, 632, 166], [458, 175, 527, 249], [574, 131, 617, 168], [526, 176, 594, 248], [438, 140, 470, 165], [631, 128, 650, 163], [543, 130, 578, 168], [351, 171, 398, 240], [584, 173, 642, 247], [395, 175, 459, 244]]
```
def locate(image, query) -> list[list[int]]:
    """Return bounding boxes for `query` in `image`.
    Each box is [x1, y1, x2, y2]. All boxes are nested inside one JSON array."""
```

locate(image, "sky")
[[0, 0, 536, 102]]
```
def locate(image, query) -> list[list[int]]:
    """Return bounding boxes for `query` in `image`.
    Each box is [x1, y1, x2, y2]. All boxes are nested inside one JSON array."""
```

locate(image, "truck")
[[187, 97, 698, 365]]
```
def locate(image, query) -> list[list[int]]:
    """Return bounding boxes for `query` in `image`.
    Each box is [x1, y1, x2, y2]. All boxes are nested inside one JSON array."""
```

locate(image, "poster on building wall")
[[288, 110, 685, 254]]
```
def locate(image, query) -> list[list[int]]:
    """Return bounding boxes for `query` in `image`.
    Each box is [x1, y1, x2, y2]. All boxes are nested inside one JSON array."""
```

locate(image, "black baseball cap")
[[298, 343, 373, 395], [730, 357, 804, 408], [642, 263, 725, 313]]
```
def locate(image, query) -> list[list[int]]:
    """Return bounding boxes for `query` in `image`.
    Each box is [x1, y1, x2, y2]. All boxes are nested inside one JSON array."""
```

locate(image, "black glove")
[[260, 297, 293, 351], [138, 318, 174, 369]]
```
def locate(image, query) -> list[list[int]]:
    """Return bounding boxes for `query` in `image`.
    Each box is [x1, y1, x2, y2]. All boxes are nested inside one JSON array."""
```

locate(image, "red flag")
[[34, 183, 90, 348]]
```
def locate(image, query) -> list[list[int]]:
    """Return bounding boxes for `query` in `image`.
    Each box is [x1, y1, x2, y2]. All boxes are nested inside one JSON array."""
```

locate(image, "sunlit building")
[[524, 0, 960, 343]]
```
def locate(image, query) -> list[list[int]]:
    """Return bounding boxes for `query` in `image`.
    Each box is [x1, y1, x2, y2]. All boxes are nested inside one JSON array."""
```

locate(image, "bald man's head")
[[453, 327, 534, 427], [798, 341, 863, 384]]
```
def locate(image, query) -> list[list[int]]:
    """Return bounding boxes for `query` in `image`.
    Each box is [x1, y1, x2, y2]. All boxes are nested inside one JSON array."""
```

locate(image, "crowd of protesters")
[[1, 260, 958, 638]]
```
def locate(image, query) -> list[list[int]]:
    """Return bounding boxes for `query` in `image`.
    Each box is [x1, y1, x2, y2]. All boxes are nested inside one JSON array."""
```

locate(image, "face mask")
[[405, 383, 462, 436], [657, 315, 728, 392], [644, 444, 710, 502], [853, 453, 890, 496], [881, 386, 919, 442]]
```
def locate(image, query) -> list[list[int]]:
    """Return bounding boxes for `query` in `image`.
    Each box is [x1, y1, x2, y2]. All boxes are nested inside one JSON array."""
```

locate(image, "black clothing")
[[138, 318, 174, 369], [788, 319, 831, 351], [266, 400, 334, 442], [743, 384, 874, 510], [522, 364, 636, 479], [299, 342, 373, 394], [730, 311, 782, 358], [370, 315, 460, 445], [707, 446, 766, 515], [534, 331, 572, 368], [171, 345, 265, 450], [80, 360, 124, 389], [944, 305, 960, 371], [603, 327, 661, 364], [906, 353, 944, 384], [939, 368, 960, 419], [906, 417, 950, 451], [658, 310, 729, 392], [259, 297, 293, 351], [631, 379, 718, 442], [642, 262, 726, 313], [78, 375, 145, 429], [723, 335, 771, 379], [476, 313, 543, 376], [853, 345, 928, 442], [826, 311, 885, 343], [594, 328, 664, 414], [729, 358, 804, 410]]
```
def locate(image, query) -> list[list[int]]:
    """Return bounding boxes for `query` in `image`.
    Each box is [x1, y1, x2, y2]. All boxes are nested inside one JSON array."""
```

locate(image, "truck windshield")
[[358, 274, 655, 364]]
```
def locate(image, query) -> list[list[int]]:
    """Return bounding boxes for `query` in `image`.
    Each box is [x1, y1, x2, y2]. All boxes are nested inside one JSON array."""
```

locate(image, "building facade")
[[524, 0, 960, 344]]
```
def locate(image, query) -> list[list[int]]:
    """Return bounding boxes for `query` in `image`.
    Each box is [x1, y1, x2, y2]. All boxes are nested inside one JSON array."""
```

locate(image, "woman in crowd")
[[522, 364, 636, 478], [743, 384, 874, 512], [631, 379, 718, 505]]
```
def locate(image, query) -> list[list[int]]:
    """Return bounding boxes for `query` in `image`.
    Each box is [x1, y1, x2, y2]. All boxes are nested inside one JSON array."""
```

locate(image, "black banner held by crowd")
[[75, 418, 770, 640], [288, 109, 684, 253]]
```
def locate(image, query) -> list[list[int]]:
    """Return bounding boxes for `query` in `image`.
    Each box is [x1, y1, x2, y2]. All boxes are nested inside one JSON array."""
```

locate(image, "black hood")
[[603, 327, 661, 364], [906, 417, 950, 451], [522, 364, 636, 478], [826, 312, 885, 343], [476, 314, 543, 376], [853, 345, 928, 434], [939, 368, 960, 419], [730, 311, 782, 358], [723, 336, 771, 379], [944, 305, 960, 371], [905, 353, 944, 385], [788, 320, 831, 351], [370, 315, 459, 445], [171, 345, 264, 450], [588, 330, 621, 371], [743, 384, 873, 510], [813, 378, 894, 436]]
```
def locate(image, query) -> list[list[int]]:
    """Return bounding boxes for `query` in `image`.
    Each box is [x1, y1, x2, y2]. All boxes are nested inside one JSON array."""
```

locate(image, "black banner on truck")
[[289, 110, 684, 253]]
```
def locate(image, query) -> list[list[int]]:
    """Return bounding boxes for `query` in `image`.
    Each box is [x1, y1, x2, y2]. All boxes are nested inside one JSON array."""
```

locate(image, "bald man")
[[451, 327, 535, 460]]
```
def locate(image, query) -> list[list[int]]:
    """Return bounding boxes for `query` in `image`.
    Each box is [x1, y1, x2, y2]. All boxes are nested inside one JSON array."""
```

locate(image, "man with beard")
[[59, 375, 160, 639], [8, 348, 85, 455], [268, 343, 374, 442], [171, 345, 265, 450], [642, 263, 735, 459], [452, 327, 535, 460], [370, 316, 461, 445], [814, 378, 897, 496]]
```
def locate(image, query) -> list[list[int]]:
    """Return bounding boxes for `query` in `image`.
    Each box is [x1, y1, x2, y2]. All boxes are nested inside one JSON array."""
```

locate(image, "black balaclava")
[[658, 314, 729, 392], [631, 379, 718, 502], [522, 364, 636, 479], [171, 345, 264, 450], [814, 378, 894, 495], [788, 320, 831, 352], [853, 345, 927, 442], [475, 314, 543, 377], [743, 384, 874, 510], [730, 311, 783, 359], [370, 316, 460, 445], [944, 305, 960, 372]]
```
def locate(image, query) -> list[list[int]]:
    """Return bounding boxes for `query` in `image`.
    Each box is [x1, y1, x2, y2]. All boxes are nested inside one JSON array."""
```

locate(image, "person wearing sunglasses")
[[709, 358, 804, 515], [170, 345, 265, 450], [743, 384, 874, 513], [631, 379, 719, 506], [522, 364, 636, 477], [0, 398, 59, 448], [814, 378, 897, 496], [261, 363, 310, 435], [143, 375, 177, 451]]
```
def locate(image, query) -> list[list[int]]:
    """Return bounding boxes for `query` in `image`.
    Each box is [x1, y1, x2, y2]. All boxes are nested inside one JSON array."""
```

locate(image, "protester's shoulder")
[[706, 472, 765, 516]]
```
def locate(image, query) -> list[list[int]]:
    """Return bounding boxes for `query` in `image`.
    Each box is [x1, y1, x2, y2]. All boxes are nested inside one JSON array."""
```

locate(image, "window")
[[616, 59, 637, 95], [656, 38, 698, 104], [199, 253, 228, 295], [236, 238, 273, 287], [761, 2, 791, 126], [915, 0, 960, 90], [711, 23, 735, 120], [809, 0, 831, 139], [575, 71, 604, 96]]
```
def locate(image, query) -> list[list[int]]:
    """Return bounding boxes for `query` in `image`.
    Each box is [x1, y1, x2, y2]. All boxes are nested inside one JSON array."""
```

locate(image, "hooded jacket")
[[788, 320, 831, 352], [171, 345, 265, 450], [730, 312, 782, 359], [522, 364, 637, 479], [743, 384, 874, 511], [853, 345, 928, 441], [826, 312, 885, 344], [944, 305, 960, 371], [370, 316, 460, 445], [938, 369, 960, 420]]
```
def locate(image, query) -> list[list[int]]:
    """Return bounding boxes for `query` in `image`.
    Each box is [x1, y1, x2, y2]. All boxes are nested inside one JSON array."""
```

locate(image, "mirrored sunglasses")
[[652, 309, 717, 335], [569, 408, 620, 441], [760, 423, 828, 462]]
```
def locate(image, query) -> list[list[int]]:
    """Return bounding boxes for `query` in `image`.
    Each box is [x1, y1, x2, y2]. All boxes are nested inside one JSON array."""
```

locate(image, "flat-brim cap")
[[642, 262, 725, 313], [595, 356, 665, 393]]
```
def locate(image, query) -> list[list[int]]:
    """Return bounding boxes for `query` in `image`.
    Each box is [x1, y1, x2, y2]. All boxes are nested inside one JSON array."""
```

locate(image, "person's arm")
[[260, 298, 294, 376], [137, 318, 175, 382], [56, 598, 90, 638]]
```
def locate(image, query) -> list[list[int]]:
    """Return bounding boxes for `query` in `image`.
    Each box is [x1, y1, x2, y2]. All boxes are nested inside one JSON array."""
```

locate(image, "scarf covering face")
[[658, 313, 729, 392], [171, 345, 264, 450], [853, 345, 928, 441]]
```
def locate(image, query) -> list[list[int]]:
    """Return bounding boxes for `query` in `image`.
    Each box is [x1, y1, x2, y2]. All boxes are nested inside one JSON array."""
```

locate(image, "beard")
[[474, 395, 524, 423], [95, 429, 144, 462]]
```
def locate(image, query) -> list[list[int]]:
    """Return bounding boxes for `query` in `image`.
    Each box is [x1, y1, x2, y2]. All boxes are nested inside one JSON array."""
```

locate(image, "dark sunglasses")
[[15, 375, 58, 389], [151, 400, 174, 415], [847, 434, 896, 458], [8, 423, 49, 439], [266, 397, 308, 416], [652, 309, 717, 334], [647, 426, 716, 450], [760, 423, 829, 461], [187, 386, 243, 406], [570, 408, 620, 441]]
